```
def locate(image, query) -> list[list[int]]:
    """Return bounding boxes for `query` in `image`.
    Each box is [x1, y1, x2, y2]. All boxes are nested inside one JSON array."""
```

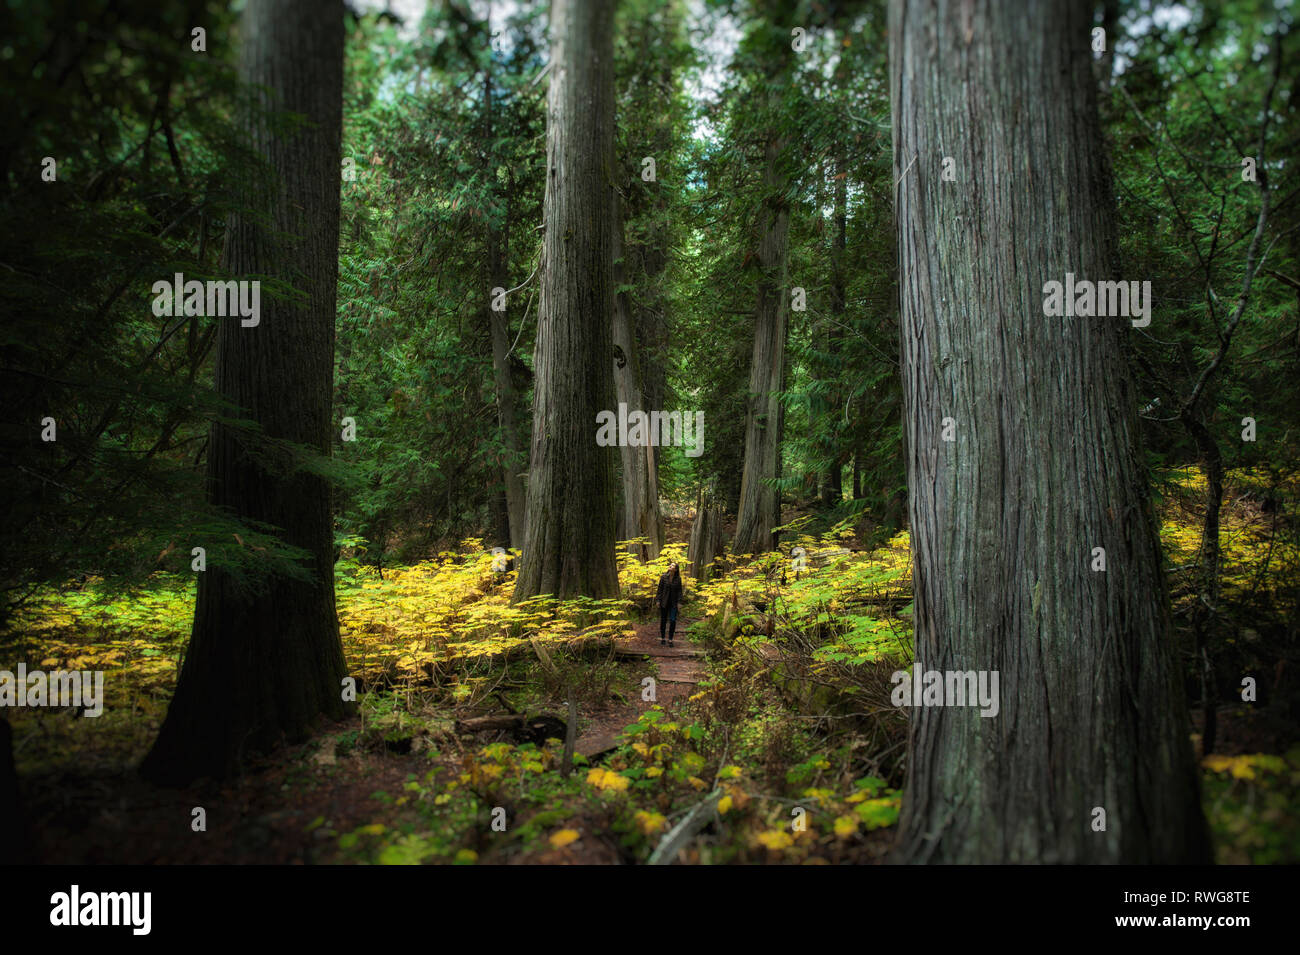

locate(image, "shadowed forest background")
[[1, 0, 1298, 865]]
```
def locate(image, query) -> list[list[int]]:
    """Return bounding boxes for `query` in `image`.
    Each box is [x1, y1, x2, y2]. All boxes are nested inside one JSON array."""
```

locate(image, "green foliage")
[[6, 0, 1298, 868], [0, 0, 365, 623], [333, 4, 547, 562], [1201, 747, 1300, 864], [11, 489, 1297, 864]]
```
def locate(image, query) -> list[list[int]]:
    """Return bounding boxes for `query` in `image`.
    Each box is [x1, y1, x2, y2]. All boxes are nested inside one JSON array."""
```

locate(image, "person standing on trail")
[[656, 563, 684, 647]]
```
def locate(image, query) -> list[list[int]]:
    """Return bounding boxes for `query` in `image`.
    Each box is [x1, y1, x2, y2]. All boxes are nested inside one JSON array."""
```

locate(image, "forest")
[[1, 0, 1297, 876]]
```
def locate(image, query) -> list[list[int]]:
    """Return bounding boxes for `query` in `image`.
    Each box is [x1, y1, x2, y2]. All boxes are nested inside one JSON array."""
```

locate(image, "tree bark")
[[488, 216, 528, 549], [820, 150, 848, 507], [613, 189, 665, 560], [141, 0, 349, 784], [890, 0, 1208, 862], [512, 0, 620, 601], [733, 127, 790, 555], [688, 498, 723, 583], [852, 440, 863, 500], [634, 235, 670, 471], [1096, 0, 1119, 98]]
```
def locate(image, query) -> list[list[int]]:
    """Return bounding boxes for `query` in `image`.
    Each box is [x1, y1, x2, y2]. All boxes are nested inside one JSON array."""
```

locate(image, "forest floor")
[[20, 630, 692, 865], [573, 617, 704, 759], [20, 612, 897, 865], [7, 468, 1300, 863], [13, 574, 906, 864]]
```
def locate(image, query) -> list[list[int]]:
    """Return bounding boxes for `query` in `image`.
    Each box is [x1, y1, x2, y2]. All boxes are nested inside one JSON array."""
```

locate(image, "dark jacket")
[[655, 571, 683, 611]]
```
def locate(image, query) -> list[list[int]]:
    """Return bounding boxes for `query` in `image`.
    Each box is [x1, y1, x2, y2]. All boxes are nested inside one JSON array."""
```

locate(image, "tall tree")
[[142, 0, 349, 783], [816, 146, 847, 508], [1113, 15, 1291, 757], [733, 130, 790, 554], [733, 15, 793, 555], [613, 188, 665, 560], [512, 0, 620, 601], [609, 0, 688, 560], [890, 0, 1209, 862]]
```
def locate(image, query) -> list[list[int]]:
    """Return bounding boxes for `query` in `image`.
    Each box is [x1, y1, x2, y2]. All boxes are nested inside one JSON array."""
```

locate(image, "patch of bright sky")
[[684, 0, 741, 143], [1113, 4, 1195, 74], [350, 0, 743, 141], [1114, 1, 1287, 92], [354, 0, 428, 39]]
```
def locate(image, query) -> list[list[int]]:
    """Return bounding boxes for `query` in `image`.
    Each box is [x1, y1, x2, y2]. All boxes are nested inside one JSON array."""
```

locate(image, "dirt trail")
[[574, 617, 704, 758]]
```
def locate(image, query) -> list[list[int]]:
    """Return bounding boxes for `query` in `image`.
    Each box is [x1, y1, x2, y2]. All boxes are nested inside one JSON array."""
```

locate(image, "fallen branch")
[[647, 788, 723, 865]]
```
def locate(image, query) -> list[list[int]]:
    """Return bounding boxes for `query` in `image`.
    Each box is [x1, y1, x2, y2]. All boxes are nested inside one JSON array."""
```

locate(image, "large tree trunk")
[[688, 497, 723, 583], [890, 0, 1208, 862], [141, 0, 349, 784], [1095, 0, 1119, 98], [512, 0, 620, 601], [733, 127, 790, 555], [612, 190, 664, 561]]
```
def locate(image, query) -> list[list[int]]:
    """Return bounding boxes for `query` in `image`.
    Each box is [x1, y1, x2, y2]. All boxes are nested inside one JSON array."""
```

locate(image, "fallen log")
[[612, 645, 704, 660], [574, 731, 620, 760], [455, 714, 530, 733], [454, 713, 569, 746], [648, 788, 723, 865]]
